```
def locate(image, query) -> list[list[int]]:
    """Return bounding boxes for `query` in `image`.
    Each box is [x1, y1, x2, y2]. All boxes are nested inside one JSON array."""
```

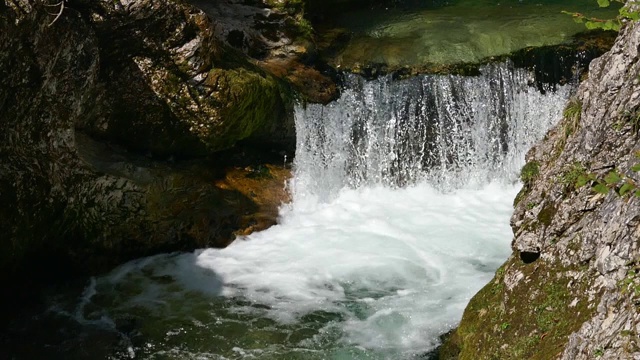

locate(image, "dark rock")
[[0, 0, 296, 307]]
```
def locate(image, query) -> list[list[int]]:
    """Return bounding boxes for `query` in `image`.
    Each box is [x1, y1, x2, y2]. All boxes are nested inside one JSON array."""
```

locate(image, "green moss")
[[442, 258, 597, 360], [264, 0, 314, 39], [515, 161, 541, 207], [511, 335, 540, 359], [513, 186, 528, 207], [537, 203, 557, 226], [536, 282, 570, 332], [206, 66, 292, 151], [521, 161, 540, 186], [297, 17, 314, 37]]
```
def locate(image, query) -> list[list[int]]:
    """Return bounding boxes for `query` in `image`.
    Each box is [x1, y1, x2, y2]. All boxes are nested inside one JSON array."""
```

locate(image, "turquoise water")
[[326, 0, 619, 67]]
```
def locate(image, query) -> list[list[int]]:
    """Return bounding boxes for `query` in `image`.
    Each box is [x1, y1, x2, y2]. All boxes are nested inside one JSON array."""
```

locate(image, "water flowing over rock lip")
[[0, 60, 575, 357], [317, 30, 616, 93]]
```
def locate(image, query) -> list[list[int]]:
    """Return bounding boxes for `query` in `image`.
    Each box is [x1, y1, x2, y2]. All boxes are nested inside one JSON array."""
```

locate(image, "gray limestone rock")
[[441, 8, 640, 360]]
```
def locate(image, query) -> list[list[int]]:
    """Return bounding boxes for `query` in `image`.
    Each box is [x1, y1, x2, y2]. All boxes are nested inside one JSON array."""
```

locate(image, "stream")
[[3, 0, 612, 358], [16, 63, 570, 359]]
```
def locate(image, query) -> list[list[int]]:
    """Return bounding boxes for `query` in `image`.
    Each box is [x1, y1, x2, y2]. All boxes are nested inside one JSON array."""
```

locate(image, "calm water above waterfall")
[[327, 0, 619, 66], [18, 63, 571, 359]]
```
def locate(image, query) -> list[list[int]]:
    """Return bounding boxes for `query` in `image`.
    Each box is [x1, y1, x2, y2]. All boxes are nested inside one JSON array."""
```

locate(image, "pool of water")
[[2, 64, 573, 359], [324, 0, 619, 67]]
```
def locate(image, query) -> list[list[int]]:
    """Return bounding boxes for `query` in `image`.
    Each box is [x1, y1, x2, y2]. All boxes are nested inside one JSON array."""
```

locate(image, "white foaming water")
[[197, 182, 518, 350], [292, 63, 570, 202], [69, 63, 570, 359]]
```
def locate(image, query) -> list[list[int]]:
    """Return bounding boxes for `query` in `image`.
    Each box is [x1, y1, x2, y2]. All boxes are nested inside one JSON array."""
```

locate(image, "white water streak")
[[292, 63, 569, 205]]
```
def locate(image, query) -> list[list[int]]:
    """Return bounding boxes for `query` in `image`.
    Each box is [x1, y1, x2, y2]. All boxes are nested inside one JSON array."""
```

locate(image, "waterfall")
[[292, 62, 569, 203], [53, 62, 572, 359]]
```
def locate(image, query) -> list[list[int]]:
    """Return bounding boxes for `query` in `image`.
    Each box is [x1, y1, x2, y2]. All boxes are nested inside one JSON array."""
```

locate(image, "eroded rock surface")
[[0, 0, 300, 298], [441, 17, 640, 360]]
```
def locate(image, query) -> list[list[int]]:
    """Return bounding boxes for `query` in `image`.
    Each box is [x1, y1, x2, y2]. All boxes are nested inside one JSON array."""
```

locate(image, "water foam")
[[292, 63, 569, 202], [197, 182, 519, 353], [66, 63, 570, 359]]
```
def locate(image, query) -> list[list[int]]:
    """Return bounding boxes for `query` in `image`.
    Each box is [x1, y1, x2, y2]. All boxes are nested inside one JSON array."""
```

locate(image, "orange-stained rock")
[[216, 164, 292, 239]]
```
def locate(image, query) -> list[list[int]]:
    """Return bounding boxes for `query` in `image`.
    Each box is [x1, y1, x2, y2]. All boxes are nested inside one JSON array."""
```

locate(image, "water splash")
[[44, 63, 572, 359], [292, 62, 569, 204]]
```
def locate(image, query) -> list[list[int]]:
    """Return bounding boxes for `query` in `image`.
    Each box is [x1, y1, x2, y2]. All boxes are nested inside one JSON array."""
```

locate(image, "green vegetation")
[[613, 109, 640, 133], [444, 258, 596, 360], [563, 0, 639, 32], [620, 110, 640, 134], [562, 99, 582, 137], [535, 282, 570, 333], [559, 154, 640, 198], [521, 161, 540, 186], [560, 162, 588, 190], [515, 161, 541, 207], [266, 0, 314, 37], [592, 167, 640, 197], [619, 268, 640, 296]]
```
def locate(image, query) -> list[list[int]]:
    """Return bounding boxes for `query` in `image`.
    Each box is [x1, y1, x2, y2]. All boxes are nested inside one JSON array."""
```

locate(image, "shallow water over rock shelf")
[[319, 0, 619, 68]]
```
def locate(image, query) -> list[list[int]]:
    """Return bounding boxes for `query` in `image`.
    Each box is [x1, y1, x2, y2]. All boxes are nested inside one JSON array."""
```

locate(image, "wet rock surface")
[[441, 18, 640, 360], [0, 0, 299, 305]]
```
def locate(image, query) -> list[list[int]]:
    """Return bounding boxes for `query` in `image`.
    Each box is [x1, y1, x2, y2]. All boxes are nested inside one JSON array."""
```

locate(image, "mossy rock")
[[442, 257, 597, 360], [208, 67, 293, 151], [521, 161, 540, 186], [78, 0, 297, 158]]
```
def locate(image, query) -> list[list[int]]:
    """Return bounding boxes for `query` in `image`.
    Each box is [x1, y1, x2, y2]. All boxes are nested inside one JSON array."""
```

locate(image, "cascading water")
[[48, 63, 570, 359], [292, 63, 566, 199]]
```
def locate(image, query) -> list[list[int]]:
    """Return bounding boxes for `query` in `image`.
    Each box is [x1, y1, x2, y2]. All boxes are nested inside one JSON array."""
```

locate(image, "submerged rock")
[[441, 14, 640, 360], [317, 27, 616, 89]]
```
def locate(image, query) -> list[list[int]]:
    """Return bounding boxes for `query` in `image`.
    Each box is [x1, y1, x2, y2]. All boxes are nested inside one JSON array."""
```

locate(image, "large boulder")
[[0, 0, 299, 299], [76, 0, 296, 156], [441, 17, 640, 360]]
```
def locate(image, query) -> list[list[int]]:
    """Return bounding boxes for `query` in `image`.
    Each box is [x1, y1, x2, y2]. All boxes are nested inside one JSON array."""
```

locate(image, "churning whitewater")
[[66, 63, 570, 359]]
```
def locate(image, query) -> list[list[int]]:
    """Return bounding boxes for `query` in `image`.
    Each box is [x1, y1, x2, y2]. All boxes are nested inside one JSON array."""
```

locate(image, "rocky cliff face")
[[0, 0, 317, 296], [441, 17, 640, 360]]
